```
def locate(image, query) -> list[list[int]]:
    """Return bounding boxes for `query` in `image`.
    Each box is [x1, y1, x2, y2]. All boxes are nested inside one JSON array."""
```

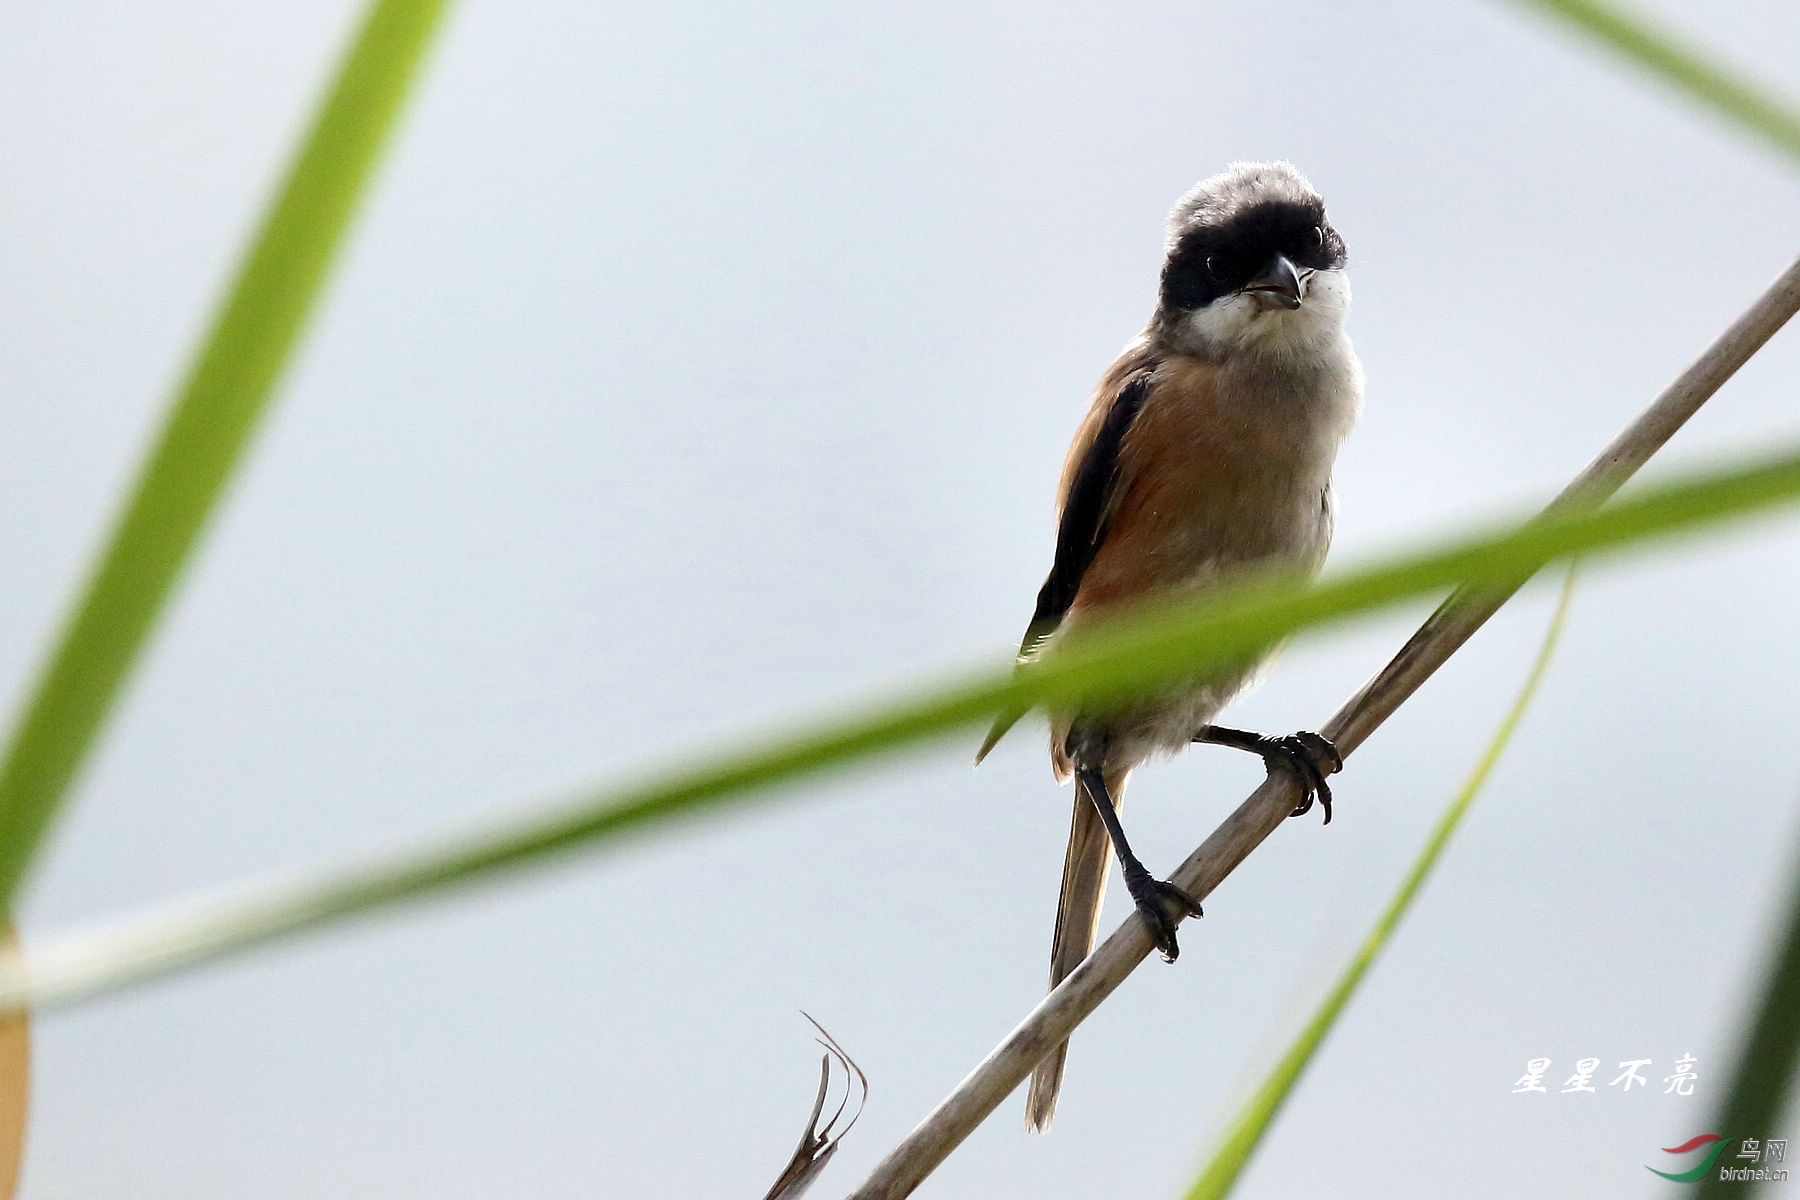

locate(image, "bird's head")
[[1156, 161, 1349, 360]]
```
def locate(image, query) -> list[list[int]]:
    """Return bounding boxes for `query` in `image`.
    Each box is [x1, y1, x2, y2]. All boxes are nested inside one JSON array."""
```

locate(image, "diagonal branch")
[[844, 252, 1800, 1200]]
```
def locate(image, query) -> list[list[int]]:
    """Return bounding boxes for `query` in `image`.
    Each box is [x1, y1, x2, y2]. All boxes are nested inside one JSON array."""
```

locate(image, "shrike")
[[976, 162, 1362, 1131]]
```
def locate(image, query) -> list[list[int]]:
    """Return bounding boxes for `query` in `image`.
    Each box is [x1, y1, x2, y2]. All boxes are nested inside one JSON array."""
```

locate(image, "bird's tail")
[[1024, 771, 1121, 1132]]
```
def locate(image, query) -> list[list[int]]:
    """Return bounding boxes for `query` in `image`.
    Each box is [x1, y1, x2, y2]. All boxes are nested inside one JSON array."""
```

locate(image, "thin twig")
[[845, 253, 1800, 1200]]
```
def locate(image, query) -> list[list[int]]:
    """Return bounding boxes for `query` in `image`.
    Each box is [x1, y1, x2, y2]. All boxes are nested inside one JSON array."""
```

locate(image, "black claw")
[[1126, 872, 1203, 962], [1262, 732, 1340, 825], [1285, 758, 1332, 823], [1193, 726, 1343, 824]]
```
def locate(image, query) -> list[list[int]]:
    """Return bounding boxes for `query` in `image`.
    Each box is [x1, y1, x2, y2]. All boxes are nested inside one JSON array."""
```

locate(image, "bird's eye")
[[1310, 225, 1325, 249], [1205, 255, 1228, 281]]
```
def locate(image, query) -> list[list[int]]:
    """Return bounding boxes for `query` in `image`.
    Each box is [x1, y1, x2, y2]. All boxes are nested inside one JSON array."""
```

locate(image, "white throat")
[[1174, 267, 1352, 365]]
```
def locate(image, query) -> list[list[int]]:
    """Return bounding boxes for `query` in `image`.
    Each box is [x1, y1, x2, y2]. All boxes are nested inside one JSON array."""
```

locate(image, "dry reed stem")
[[846, 253, 1800, 1200], [0, 928, 23, 1200]]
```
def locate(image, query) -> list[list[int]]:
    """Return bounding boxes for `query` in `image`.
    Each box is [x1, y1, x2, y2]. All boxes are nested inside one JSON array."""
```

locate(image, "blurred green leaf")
[[1695, 831, 1800, 1197], [3, 447, 1798, 1014], [1510, 0, 1800, 164], [0, 0, 451, 908], [1181, 565, 1577, 1200]]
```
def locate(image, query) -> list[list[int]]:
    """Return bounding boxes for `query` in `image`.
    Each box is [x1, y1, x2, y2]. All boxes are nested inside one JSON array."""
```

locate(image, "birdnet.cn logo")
[[1648, 1135, 1788, 1183]]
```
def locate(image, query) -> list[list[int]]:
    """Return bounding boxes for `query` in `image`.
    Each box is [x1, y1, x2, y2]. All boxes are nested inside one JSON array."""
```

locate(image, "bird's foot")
[[1193, 725, 1345, 822], [1124, 869, 1203, 963], [1258, 731, 1342, 823]]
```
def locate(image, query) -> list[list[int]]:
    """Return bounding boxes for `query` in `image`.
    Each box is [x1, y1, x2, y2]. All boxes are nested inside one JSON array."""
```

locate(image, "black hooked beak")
[[1243, 254, 1302, 310]]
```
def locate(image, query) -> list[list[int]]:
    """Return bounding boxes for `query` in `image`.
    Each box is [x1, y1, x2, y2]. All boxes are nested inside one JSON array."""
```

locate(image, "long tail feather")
[[1024, 773, 1121, 1131]]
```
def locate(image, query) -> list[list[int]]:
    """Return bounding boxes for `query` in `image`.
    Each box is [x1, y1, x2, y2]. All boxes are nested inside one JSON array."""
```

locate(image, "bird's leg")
[[1073, 765, 1203, 963], [1192, 725, 1343, 824]]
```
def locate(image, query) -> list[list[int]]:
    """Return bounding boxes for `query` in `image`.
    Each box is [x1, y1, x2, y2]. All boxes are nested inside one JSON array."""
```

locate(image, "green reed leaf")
[[0, 0, 452, 907], [1510, 0, 1800, 164], [1694, 833, 1800, 1196], [1180, 565, 1577, 1200], [0, 449, 1794, 1014]]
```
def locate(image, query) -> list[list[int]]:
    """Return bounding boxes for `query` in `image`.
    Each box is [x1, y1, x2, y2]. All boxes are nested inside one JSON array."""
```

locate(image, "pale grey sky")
[[3, 1, 1800, 1196]]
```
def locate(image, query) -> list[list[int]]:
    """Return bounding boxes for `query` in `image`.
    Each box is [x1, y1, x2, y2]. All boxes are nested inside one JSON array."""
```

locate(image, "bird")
[[974, 161, 1363, 1131]]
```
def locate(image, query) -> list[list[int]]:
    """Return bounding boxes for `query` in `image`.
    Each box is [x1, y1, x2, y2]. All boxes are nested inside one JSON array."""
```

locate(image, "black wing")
[[975, 371, 1152, 763], [1016, 370, 1153, 659]]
